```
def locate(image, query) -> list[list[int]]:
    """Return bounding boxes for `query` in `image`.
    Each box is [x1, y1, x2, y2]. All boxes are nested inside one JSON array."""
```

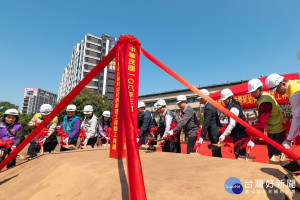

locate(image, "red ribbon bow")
[[57, 128, 68, 145]]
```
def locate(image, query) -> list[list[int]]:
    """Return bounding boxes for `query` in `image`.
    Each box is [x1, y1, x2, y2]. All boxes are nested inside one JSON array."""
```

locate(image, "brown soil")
[[0, 147, 299, 200]]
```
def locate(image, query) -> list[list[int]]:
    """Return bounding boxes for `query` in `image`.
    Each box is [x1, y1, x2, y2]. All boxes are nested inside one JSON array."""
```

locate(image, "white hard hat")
[[66, 104, 77, 111], [220, 89, 233, 101], [4, 109, 19, 116], [248, 79, 263, 93], [176, 95, 187, 104], [153, 103, 158, 111], [83, 105, 93, 114], [40, 104, 53, 115], [265, 74, 284, 92], [138, 101, 146, 108], [102, 110, 111, 117], [198, 89, 209, 100], [156, 99, 166, 108]]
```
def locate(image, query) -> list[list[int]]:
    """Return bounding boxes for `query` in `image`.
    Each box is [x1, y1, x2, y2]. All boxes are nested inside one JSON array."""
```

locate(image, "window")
[[98, 39, 101, 44], [85, 57, 89, 62], [97, 53, 101, 58], [86, 50, 89, 55], [86, 43, 90, 48], [84, 64, 88, 69], [87, 36, 91, 40], [97, 46, 101, 51]]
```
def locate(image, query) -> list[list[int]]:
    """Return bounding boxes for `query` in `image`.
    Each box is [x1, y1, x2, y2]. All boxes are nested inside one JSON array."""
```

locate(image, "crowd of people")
[[0, 103, 112, 168], [0, 73, 299, 168], [136, 73, 299, 161]]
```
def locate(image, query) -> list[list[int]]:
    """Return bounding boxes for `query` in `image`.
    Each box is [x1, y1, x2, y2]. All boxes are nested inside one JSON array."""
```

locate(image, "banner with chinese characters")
[[210, 73, 299, 109], [215, 93, 288, 109], [110, 37, 140, 158]]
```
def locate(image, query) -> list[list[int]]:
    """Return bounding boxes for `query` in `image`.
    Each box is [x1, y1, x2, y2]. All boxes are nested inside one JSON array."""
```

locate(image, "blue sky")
[[0, 0, 299, 108]]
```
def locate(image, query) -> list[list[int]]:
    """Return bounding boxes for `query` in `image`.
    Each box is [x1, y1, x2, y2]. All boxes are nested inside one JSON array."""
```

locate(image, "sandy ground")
[[0, 146, 299, 200]]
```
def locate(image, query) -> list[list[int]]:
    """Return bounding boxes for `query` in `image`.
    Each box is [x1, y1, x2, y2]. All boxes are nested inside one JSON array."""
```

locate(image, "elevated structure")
[[58, 33, 116, 101]]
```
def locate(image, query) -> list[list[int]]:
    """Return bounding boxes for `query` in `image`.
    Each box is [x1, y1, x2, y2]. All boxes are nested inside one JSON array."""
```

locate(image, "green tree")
[[18, 113, 35, 136], [0, 101, 18, 113], [57, 88, 113, 122]]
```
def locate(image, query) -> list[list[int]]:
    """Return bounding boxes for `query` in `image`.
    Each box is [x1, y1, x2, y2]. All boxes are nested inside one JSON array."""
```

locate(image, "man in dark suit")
[[198, 89, 222, 157], [137, 102, 157, 145], [168, 95, 199, 154]]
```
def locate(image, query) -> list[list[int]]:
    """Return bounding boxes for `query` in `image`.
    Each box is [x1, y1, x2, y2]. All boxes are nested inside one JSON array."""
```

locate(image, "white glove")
[[219, 134, 226, 143], [168, 130, 174, 136], [198, 137, 204, 144], [137, 138, 140, 143], [63, 137, 69, 144], [105, 137, 109, 140], [41, 137, 47, 144], [247, 140, 255, 149], [37, 119, 43, 124], [83, 139, 88, 145], [282, 140, 291, 150], [56, 126, 61, 129]]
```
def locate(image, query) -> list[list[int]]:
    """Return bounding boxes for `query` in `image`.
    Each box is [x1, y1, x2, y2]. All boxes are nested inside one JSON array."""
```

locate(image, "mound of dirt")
[[0, 148, 299, 200]]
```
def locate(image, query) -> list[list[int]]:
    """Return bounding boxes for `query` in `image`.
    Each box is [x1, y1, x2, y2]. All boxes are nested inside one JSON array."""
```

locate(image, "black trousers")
[[60, 139, 78, 151], [208, 132, 222, 158], [267, 130, 286, 159], [187, 136, 197, 154], [87, 137, 97, 148], [0, 148, 16, 168], [27, 136, 58, 156], [233, 135, 247, 159]]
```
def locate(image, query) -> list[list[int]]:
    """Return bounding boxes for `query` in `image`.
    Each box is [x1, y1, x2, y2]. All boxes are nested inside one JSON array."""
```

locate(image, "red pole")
[[0, 45, 117, 171], [140, 47, 299, 161]]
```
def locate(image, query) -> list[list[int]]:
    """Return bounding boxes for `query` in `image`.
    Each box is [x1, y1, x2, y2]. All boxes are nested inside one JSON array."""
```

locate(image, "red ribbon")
[[101, 127, 112, 143], [161, 122, 179, 146], [57, 129, 68, 146], [193, 126, 203, 152], [0, 139, 14, 148], [283, 119, 291, 136], [218, 124, 233, 153], [146, 126, 158, 145], [77, 128, 86, 149]]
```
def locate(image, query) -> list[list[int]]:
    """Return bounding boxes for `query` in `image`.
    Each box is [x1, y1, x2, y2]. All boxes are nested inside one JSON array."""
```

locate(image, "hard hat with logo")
[[102, 110, 111, 117], [198, 89, 209, 100], [83, 105, 93, 114], [4, 109, 19, 116], [153, 103, 158, 111], [265, 74, 284, 92], [220, 89, 234, 101], [156, 99, 167, 108], [66, 104, 77, 111], [138, 101, 146, 108], [40, 104, 52, 115], [248, 79, 263, 93], [176, 95, 187, 104]]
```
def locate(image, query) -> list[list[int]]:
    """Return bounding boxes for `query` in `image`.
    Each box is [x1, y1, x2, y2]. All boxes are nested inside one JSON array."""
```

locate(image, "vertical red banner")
[[110, 36, 140, 159], [111, 35, 146, 200], [110, 49, 126, 158]]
